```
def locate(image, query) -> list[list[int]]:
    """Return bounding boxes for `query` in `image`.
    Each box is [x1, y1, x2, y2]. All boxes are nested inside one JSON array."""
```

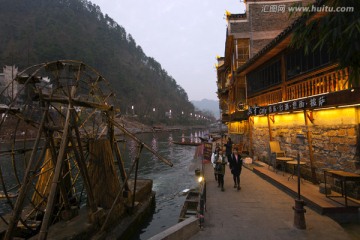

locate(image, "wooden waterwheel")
[[0, 60, 172, 239]]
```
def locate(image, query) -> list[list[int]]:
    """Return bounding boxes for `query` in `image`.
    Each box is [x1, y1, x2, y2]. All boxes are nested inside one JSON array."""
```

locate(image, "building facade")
[[217, 0, 360, 192], [0, 65, 19, 101]]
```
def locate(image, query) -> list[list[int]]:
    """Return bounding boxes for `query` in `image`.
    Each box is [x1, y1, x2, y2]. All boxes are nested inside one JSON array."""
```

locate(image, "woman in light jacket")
[[211, 146, 221, 182]]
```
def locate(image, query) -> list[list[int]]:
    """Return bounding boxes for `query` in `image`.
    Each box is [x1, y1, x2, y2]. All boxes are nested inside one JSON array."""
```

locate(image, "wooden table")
[[324, 170, 360, 207], [286, 160, 306, 181], [275, 157, 293, 175]]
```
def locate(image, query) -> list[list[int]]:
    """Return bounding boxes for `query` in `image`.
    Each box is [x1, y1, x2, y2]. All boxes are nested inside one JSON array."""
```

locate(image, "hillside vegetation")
[[0, 0, 208, 124]]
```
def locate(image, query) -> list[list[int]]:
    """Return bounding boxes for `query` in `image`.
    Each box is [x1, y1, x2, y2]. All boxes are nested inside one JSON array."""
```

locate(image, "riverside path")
[[190, 162, 356, 240]]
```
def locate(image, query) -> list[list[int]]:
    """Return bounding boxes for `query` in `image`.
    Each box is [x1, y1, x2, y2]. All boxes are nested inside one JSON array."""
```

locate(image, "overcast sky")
[[90, 0, 246, 101]]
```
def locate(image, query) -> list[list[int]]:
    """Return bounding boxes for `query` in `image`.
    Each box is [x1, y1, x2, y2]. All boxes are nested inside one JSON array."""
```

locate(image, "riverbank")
[[114, 116, 209, 134]]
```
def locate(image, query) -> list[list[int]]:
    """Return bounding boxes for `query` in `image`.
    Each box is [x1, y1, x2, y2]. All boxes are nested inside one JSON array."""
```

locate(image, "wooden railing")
[[248, 68, 349, 106], [286, 68, 349, 100], [248, 89, 282, 106]]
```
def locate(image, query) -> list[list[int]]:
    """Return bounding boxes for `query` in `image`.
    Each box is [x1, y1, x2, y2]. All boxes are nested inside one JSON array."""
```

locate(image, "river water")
[[121, 130, 206, 240]]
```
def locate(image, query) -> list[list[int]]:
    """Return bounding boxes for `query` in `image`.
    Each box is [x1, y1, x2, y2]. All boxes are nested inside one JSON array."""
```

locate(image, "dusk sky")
[[91, 0, 246, 101]]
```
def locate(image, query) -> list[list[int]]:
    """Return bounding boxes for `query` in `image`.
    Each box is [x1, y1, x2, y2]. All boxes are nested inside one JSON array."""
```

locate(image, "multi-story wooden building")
[[217, 0, 360, 186], [217, 0, 312, 140]]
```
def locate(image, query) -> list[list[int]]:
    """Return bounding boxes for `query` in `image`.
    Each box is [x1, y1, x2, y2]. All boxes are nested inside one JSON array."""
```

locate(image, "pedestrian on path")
[[224, 137, 233, 163], [215, 149, 227, 191], [211, 146, 221, 181], [229, 147, 242, 190]]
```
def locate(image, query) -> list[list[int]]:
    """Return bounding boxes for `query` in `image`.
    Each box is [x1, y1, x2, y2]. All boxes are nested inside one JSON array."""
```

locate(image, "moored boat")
[[178, 189, 200, 222]]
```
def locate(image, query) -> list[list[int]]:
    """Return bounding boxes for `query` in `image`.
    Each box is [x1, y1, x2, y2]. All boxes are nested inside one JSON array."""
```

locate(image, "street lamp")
[[131, 105, 134, 115]]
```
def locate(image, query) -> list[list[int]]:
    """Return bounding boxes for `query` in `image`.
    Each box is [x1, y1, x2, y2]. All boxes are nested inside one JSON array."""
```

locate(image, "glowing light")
[[198, 176, 204, 183]]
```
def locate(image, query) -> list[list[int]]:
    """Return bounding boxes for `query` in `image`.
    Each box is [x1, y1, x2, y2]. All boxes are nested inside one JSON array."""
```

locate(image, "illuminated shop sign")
[[248, 95, 326, 116]]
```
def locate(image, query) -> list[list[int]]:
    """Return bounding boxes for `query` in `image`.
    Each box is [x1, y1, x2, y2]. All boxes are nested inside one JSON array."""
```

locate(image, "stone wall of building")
[[250, 111, 360, 173], [247, 108, 360, 198]]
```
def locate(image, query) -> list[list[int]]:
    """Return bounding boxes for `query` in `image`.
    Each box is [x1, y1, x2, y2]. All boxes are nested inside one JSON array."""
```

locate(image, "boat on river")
[[178, 189, 200, 222]]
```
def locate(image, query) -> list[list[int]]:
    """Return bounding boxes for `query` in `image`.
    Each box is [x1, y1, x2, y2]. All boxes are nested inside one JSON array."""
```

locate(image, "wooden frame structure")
[[0, 60, 172, 239]]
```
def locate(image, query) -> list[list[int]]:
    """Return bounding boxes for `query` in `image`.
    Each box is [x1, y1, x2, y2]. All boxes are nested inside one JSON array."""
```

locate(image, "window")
[[236, 39, 249, 66], [286, 45, 334, 79], [247, 59, 281, 94]]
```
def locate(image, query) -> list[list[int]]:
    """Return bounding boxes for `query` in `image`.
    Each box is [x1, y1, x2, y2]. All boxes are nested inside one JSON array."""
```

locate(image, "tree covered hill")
[[0, 0, 196, 122]]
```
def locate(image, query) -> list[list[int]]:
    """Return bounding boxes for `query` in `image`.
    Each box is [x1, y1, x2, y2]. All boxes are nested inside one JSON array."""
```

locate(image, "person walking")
[[229, 147, 243, 190], [224, 137, 233, 163], [215, 149, 227, 191], [211, 146, 221, 182]]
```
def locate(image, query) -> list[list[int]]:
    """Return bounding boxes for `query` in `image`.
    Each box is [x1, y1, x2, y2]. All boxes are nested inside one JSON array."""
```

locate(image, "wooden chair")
[[269, 141, 286, 170]]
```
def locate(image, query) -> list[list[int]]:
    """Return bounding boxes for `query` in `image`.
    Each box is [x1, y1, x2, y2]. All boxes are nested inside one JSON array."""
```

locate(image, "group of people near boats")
[[211, 137, 243, 192]]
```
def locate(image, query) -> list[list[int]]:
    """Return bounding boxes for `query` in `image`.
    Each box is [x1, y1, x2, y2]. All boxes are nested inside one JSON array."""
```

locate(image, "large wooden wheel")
[[0, 60, 119, 238], [0, 60, 172, 239]]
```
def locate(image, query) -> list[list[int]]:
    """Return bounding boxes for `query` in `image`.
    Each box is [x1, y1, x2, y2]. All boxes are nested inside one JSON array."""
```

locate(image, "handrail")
[[248, 68, 349, 107]]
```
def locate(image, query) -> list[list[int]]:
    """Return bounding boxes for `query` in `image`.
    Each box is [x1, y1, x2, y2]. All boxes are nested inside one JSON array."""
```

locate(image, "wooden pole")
[[38, 106, 72, 240], [132, 144, 143, 210], [4, 110, 47, 240], [69, 108, 98, 213], [31, 149, 54, 208], [114, 141, 130, 191], [249, 116, 254, 156], [67, 130, 97, 213], [45, 133, 71, 212], [110, 119, 173, 167], [106, 110, 129, 190], [267, 115, 273, 141], [303, 110, 317, 183], [100, 144, 142, 232]]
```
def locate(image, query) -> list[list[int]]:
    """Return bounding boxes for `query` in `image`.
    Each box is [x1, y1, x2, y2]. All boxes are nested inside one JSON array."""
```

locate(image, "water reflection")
[[126, 130, 204, 240]]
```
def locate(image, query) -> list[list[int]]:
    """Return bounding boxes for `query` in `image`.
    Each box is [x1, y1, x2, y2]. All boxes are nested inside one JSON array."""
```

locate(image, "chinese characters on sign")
[[262, 4, 286, 13], [248, 95, 326, 116]]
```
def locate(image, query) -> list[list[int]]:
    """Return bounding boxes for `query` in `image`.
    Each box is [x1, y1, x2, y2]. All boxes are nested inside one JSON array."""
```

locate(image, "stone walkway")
[[189, 162, 359, 240]]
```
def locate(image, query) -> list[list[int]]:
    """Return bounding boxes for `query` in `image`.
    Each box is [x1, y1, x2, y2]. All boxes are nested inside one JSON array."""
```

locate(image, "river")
[[121, 129, 207, 240]]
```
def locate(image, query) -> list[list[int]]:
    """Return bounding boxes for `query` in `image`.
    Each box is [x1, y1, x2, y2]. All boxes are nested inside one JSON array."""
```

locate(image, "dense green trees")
[[0, 0, 201, 124]]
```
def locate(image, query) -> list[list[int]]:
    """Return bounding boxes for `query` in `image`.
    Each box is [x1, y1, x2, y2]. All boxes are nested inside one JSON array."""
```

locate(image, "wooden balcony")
[[286, 68, 349, 100], [248, 67, 350, 107]]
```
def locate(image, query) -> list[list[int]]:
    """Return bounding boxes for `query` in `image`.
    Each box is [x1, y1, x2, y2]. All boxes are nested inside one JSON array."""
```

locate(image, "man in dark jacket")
[[224, 137, 233, 163], [229, 147, 242, 190]]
